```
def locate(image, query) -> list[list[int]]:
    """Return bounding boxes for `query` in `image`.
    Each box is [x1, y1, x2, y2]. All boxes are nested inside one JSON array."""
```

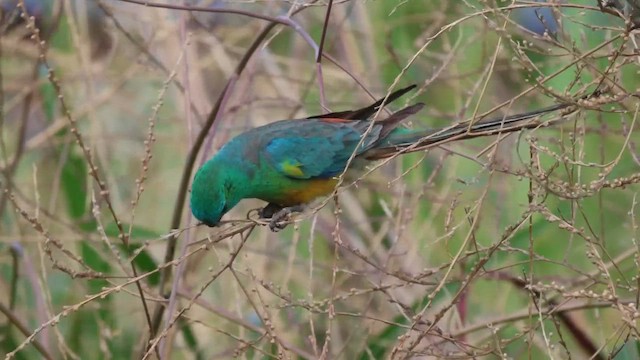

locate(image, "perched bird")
[[190, 85, 571, 230]]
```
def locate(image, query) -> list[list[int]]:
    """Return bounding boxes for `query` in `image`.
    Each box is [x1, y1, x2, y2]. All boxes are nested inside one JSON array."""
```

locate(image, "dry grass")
[[1, 0, 639, 359]]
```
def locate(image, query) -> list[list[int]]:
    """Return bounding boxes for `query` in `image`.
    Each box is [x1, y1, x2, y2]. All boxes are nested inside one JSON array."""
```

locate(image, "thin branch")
[[115, 0, 292, 25], [150, 20, 280, 345], [315, 0, 333, 109], [14, 0, 155, 348], [0, 301, 55, 360]]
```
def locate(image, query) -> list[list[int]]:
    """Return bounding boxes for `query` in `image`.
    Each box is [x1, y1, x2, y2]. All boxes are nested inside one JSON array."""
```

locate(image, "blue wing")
[[263, 119, 382, 179]]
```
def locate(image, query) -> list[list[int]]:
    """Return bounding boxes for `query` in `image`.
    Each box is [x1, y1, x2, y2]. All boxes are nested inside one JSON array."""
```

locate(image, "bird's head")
[[190, 159, 241, 227]]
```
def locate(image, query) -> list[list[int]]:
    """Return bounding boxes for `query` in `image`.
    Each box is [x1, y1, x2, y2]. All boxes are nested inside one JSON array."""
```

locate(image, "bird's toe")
[[268, 208, 291, 232], [259, 203, 282, 220]]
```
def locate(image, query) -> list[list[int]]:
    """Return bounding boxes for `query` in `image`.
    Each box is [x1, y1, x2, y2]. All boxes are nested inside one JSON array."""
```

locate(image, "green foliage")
[[61, 153, 88, 220]]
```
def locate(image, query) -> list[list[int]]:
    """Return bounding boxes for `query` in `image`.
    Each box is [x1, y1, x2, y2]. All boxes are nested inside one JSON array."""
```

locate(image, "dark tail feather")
[[378, 103, 426, 138], [366, 102, 574, 159], [312, 84, 417, 120]]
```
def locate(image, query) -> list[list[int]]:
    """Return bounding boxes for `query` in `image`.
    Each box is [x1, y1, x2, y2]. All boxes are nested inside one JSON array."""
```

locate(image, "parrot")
[[190, 84, 572, 230]]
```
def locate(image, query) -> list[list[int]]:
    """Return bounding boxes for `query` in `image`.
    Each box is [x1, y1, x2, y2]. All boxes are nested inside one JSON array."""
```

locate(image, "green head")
[[190, 158, 243, 226]]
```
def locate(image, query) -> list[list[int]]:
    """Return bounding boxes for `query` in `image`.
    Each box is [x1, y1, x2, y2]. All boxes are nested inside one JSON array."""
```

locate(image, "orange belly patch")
[[278, 178, 339, 206]]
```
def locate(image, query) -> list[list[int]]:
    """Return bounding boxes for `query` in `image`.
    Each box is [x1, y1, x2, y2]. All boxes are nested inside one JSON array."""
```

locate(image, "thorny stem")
[[13, 0, 155, 355], [0, 0, 64, 224]]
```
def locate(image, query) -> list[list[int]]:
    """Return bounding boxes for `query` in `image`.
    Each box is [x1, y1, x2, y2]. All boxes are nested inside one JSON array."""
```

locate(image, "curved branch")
[[149, 21, 280, 344]]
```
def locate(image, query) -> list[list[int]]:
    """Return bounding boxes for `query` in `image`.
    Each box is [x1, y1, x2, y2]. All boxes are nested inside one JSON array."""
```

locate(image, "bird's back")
[[213, 117, 381, 206]]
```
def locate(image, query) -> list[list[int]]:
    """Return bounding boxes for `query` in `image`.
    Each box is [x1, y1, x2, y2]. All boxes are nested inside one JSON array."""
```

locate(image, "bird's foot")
[[257, 203, 282, 220], [258, 203, 304, 231]]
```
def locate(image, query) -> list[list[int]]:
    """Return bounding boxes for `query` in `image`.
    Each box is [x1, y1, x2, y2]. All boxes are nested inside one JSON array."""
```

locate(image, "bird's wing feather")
[[311, 84, 417, 120], [263, 119, 382, 179]]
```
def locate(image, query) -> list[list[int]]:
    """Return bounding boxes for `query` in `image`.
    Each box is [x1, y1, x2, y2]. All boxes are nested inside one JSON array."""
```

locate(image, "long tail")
[[366, 102, 575, 159]]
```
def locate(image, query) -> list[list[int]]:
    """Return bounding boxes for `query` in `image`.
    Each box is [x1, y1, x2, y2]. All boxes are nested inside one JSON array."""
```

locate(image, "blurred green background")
[[1, 0, 639, 359]]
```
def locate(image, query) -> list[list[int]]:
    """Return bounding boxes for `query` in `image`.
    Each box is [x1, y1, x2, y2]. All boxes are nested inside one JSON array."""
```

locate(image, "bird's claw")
[[258, 204, 304, 232], [258, 203, 281, 220], [269, 208, 293, 231]]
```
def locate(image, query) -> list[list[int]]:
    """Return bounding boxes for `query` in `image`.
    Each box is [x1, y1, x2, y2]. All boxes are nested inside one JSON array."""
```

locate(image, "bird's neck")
[[216, 157, 253, 205]]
